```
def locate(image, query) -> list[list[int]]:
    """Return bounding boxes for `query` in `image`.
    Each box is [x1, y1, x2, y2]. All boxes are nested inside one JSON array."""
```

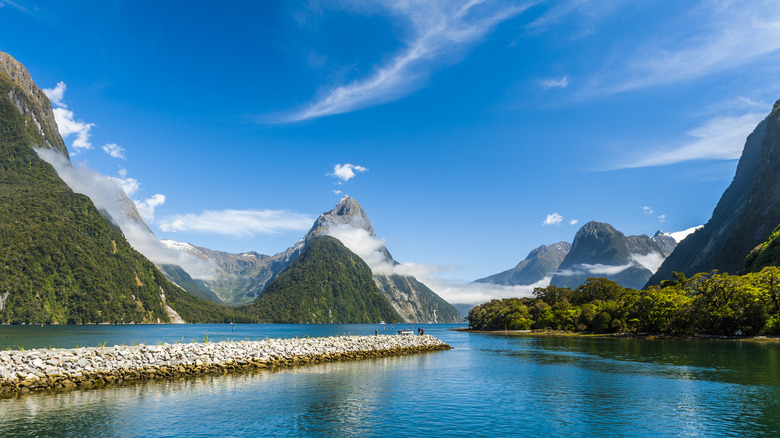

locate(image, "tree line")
[[468, 267, 780, 336]]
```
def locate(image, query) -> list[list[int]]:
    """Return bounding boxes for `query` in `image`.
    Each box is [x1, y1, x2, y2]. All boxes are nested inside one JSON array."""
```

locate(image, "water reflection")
[[1, 327, 779, 436]]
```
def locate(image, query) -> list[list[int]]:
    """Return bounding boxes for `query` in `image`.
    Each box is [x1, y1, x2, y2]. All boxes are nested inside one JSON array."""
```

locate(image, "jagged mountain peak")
[[307, 195, 374, 239], [0, 52, 68, 157]]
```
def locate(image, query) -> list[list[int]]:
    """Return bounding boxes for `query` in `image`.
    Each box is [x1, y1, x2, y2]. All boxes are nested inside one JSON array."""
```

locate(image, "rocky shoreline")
[[0, 334, 451, 396]]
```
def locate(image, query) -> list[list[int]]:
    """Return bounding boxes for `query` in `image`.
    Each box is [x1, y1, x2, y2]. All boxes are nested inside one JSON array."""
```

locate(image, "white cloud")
[[631, 252, 665, 273], [324, 225, 393, 272], [34, 148, 216, 279], [641, 206, 653, 215], [135, 194, 166, 222], [540, 76, 569, 89], [283, 0, 529, 122], [42, 82, 95, 153], [323, 222, 547, 305], [110, 175, 140, 197], [542, 212, 563, 226], [42, 81, 66, 107], [159, 209, 314, 237], [569, 219, 579, 225], [329, 163, 368, 182], [657, 214, 667, 223], [666, 225, 703, 243], [333, 190, 342, 195], [556, 263, 633, 277], [52, 107, 94, 152], [102, 143, 126, 159], [616, 112, 765, 169]]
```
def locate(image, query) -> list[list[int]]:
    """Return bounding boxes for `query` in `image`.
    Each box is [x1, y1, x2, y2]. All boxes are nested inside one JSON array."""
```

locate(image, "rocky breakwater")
[[0, 334, 450, 396]]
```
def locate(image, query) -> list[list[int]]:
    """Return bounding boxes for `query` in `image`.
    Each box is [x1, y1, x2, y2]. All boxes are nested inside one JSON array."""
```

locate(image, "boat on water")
[[398, 329, 414, 335]]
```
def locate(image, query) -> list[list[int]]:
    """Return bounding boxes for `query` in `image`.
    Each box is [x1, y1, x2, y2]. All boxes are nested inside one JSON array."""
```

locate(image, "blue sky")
[[3, 0, 780, 299]]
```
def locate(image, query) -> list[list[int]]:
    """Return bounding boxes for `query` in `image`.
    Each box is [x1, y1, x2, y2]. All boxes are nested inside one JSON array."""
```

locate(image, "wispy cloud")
[[42, 81, 94, 153], [615, 112, 765, 169], [569, 219, 579, 225], [556, 262, 633, 277], [594, 1, 780, 95], [159, 210, 315, 237], [641, 206, 653, 215], [542, 212, 563, 226], [329, 163, 368, 182], [102, 143, 126, 159], [282, 0, 529, 122], [540, 76, 569, 89]]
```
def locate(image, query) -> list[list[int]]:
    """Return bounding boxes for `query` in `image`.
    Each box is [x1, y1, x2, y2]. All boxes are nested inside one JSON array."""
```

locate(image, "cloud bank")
[[159, 209, 315, 237], [35, 148, 216, 279], [323, 223, 543, 306]]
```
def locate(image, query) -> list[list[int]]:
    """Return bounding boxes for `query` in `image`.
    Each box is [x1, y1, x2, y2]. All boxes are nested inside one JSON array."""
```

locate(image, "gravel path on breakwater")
[[0, 334, 450, 396]]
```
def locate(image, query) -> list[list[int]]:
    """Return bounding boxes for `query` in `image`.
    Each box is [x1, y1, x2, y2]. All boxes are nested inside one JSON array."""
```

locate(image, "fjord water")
[[1, 324, 779, 436]]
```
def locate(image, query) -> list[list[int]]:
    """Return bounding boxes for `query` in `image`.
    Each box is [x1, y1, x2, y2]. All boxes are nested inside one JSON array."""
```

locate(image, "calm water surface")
[[0, 324, 779, 437]]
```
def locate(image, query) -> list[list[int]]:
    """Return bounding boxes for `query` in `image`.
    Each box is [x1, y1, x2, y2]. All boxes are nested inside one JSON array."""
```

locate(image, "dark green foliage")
[[240, 236, 402, 323], [744, 224, 780, 273], [0, 68, 250, 324], [468, 268, 780, 336]]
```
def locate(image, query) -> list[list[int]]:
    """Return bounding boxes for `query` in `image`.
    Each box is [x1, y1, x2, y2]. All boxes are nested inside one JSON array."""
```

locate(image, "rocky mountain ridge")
[[648, 100, 780, 285], [478, 221, 692, 290]]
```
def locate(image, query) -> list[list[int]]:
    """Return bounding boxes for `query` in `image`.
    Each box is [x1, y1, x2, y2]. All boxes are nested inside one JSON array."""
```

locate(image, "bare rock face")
[[648, 100, 780, 285], [549, 222, 665, 290], [475, 242, 571, 286], [0, 52, 67, 157]]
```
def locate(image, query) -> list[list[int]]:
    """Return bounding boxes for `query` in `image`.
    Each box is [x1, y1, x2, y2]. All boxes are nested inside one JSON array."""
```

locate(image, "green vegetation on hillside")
[[0, 63, 252, 324], [468, 268, 780, 336], [240, 236, 402, 323], [745, 224, 780, 273]]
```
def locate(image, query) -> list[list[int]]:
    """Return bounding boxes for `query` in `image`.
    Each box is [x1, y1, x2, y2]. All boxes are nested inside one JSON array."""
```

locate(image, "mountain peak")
[[306, 195, 374, 239], [0, 52, 68, 157]]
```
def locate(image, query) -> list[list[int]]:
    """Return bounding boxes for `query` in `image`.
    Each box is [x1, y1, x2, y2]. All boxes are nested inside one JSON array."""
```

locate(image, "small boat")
[[398, 329, 414, 335], [379, 321, 385, 325]]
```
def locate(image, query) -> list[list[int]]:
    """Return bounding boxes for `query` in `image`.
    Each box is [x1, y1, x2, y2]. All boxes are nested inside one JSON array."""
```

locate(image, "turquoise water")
[[1, 324, 779, 436]]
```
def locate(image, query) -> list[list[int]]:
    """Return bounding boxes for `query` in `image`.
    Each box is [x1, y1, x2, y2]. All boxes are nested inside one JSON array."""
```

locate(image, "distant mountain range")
[[475, 242, 571, 286], [648, 100, 780, 285], [163, 196, 462, 323], [477, 221, 697, 290]]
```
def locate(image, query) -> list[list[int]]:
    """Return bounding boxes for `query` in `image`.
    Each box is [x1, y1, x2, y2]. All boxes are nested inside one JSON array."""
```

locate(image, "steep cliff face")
[[0, 52, 246, 324], [0, 53, 66, 156], [648, 100, 780, 285], [476, 242, 571, 286], [550, 222, 665, 290]]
